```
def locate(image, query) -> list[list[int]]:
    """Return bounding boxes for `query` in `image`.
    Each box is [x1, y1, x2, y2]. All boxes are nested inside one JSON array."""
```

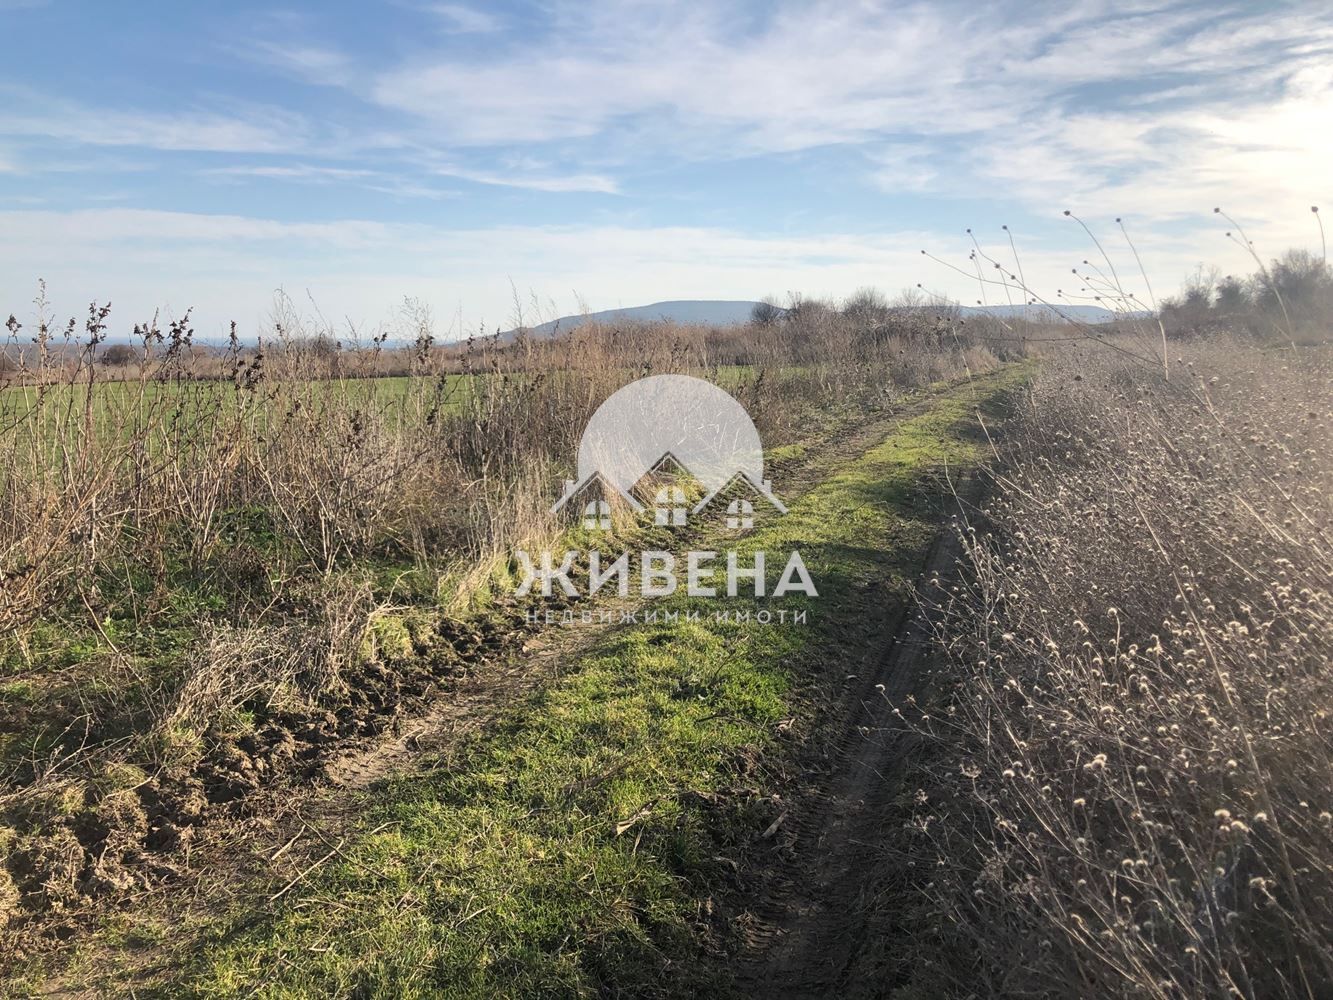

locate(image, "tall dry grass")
[[0, 286, 1004, 942], [903, 341, 1333, 998], [0, 290, 1005, 646]]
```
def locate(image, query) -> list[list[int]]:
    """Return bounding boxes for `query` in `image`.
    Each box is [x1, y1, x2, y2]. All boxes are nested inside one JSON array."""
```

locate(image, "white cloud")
[[368, 0, 1319, 150], [203, 164, 376, 182], [205, 164, 458, 201], [199, 161, 615, 196], [962, 62, 1333, 226], [8, 0, 1327, 227], [427, 164, 620, 194], [243, 41, 354, 87], [371, 2, 1003, 147], [365, 0, 1333, 223]]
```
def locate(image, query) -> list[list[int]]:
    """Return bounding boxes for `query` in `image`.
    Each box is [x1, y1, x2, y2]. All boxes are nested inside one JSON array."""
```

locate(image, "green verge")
[[167, 365, 1031, 1000]]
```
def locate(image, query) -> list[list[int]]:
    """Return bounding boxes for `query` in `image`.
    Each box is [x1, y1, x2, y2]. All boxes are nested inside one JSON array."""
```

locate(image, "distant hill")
[[503, 300, 764, 340], [500, 299, 1128, 342]]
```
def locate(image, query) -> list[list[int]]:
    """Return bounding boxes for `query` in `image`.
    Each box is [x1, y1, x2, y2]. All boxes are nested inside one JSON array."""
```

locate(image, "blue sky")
[[1, 0, 1330, 339]]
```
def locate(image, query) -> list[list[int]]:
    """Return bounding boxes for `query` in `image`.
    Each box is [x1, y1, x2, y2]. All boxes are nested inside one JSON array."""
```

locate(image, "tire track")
[[734, 471, 986, 998]]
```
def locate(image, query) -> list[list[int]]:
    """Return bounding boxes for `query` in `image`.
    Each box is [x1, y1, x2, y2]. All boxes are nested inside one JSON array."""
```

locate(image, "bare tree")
[[750, 297, 785, 327]]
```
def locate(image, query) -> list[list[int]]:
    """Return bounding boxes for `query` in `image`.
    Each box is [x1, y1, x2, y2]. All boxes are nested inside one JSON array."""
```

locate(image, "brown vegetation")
[[1161, 245, 1332, 343], [898, 339, 1333, 998]]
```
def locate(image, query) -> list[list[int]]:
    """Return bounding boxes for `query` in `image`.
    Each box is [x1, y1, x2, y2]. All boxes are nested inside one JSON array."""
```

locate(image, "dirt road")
[[735, 474, 982, 998]]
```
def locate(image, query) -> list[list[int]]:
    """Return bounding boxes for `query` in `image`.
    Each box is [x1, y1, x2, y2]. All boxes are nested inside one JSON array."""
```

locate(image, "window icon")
[[582, 499, 612, 530], [726, 498, 754, 529], [654, 486, 688, 526]]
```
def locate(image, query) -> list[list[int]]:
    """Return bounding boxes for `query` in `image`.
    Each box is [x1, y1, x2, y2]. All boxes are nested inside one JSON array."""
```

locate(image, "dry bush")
[[905, 341, 1333, 997], [158, 575, 375, 740]]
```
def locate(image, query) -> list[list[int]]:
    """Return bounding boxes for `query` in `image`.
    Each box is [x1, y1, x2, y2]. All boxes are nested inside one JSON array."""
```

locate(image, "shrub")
[[99, 343, 137, 366], [1161, 247, 1332, 341]]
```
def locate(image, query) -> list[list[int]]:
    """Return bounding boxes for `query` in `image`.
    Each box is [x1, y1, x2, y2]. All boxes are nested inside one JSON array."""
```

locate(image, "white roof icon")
[[552, 374, 782, 515]]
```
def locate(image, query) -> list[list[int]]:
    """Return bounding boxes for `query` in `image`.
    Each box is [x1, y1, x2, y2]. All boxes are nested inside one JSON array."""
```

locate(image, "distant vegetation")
[[97, 344, 137, 367], [1161, 247, 1332, 341]]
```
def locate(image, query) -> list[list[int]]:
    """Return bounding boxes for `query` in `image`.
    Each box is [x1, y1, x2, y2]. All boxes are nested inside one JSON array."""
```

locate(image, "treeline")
[[1, 284, 1036, 386], [1161, 247, 1331, 342]]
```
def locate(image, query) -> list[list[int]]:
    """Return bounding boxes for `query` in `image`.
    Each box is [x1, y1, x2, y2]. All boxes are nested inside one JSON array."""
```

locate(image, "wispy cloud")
[[245, 41, 354, 86], [427, 164, 620, 194], [428, 3, 503, 34], [203, 164, 377, 183], [366, 0, 1333, 200], [0, 89, 313, 154], [12, 1, 1328, 214], [202, 163, 460, 199], [200, 160, 609, 196], [365, 2, 1047, 146], [960, 62, 1333, 221]]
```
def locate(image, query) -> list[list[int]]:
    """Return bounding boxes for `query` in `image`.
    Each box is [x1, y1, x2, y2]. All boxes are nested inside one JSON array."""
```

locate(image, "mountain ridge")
[[501, 298, 1128, 340]]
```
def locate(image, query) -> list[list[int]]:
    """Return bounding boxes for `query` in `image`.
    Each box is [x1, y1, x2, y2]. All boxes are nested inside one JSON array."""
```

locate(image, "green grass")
[[157, 366, 1030, 1000], [0, 363, 785, 445], [0, 373, 481, 449], [0, 360, 783, 788]]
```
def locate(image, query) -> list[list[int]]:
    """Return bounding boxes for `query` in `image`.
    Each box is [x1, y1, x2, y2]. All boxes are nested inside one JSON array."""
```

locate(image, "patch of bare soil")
[[320, 604, 621, 791], [0, 599, 548, 969]]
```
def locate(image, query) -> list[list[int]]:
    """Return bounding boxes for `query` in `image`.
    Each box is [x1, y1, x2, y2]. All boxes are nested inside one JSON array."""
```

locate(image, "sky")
[[1, 0, 1331, 340]]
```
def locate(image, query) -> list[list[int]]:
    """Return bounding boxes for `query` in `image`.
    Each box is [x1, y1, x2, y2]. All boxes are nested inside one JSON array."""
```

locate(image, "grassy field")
[[12, 366, 1028, 998], [1, 305, 1009, 992], [0, 373, 481, 448], [0, 366, 792, 458]]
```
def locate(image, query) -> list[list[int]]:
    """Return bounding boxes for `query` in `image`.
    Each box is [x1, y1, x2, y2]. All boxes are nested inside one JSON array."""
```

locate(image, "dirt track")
[[735, 473, 983, 998]]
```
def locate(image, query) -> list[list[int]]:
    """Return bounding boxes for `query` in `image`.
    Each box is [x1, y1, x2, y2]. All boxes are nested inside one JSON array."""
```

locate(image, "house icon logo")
[[551, 375, 787, 530]]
